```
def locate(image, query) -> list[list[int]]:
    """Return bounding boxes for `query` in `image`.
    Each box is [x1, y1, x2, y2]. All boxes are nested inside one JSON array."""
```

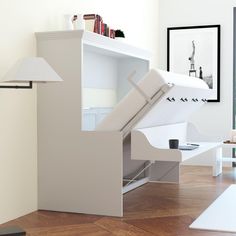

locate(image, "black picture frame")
[[167, 25, 221, 102]]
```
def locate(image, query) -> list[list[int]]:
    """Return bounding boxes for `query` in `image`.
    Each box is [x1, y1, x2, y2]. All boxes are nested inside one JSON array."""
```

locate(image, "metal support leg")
[[212, 147, 223, 177]]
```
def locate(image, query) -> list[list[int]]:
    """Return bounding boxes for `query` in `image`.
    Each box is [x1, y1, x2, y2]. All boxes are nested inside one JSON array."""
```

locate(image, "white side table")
[[222, 142, 236, 164]]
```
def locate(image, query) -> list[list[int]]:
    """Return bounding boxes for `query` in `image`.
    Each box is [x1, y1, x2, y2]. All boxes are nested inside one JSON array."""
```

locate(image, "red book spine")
[[101, 22, 105, 36], [98, 15, 101, 34]]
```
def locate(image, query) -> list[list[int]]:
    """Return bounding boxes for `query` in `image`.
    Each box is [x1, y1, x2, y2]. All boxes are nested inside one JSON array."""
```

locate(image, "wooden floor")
[[1, 166, 236, 236]]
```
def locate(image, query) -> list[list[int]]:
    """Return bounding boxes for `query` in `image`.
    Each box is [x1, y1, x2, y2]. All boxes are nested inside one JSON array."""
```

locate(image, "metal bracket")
[[127, 71, 152, 104], [0, 81, 33, 89]]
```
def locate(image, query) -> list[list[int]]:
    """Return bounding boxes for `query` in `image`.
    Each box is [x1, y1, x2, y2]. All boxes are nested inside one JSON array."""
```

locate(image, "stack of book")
[[83, 14, 115, 39]]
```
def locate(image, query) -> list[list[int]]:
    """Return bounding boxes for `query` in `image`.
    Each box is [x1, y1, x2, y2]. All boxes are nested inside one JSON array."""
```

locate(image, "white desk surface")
[[131, 137, 222, 163], [222, 142, 236, 148], [179, 142, 222, 162]]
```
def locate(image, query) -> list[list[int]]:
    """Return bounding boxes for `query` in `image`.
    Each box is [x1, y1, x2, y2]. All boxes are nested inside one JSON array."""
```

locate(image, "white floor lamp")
[[0, 57, 63, 235], [0, 57, 63, 89]]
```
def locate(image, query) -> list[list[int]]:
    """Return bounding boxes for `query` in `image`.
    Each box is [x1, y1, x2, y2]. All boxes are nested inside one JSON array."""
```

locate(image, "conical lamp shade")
[[0, 57, 63, 83]]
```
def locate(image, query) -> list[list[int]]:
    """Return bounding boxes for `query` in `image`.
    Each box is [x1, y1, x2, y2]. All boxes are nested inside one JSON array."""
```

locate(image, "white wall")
[[158, 0, 235, 165], [0, 0, 159, 223]]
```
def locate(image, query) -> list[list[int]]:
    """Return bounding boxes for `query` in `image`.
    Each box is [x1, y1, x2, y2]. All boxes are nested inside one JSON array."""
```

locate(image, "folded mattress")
[[95, 69, 209, 132]]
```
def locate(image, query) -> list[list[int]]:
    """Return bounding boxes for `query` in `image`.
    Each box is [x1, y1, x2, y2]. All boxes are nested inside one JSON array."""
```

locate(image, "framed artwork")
[[167, 25, 221, 102]]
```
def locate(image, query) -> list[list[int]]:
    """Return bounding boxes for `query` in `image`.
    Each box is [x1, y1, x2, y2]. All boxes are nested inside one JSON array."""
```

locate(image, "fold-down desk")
[[97, 69, 223, 190], [131, 123, 222, 182]]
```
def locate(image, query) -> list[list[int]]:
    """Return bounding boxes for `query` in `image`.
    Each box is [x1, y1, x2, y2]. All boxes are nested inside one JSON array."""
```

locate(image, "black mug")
[[169, 139, 179, 149]]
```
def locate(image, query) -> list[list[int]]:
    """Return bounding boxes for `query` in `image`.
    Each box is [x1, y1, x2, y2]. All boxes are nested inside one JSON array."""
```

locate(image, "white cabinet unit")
[[36, 30, 151, 217], [36, 30, 221, 218]]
